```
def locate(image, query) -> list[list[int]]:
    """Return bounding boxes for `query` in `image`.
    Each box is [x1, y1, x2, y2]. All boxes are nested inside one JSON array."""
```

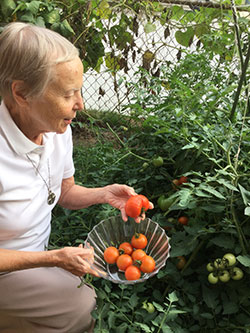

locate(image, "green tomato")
[[206, 263, 214, 272], [219, 270, 230, 283], [157, 196, 174, 211], [152, 156, 164, 167], [214, 258, 225, 270], [142, 162, 149, 169], [223, 253, 236, 267], [231, 267, 244, 280], [208, 272, 219, 284]]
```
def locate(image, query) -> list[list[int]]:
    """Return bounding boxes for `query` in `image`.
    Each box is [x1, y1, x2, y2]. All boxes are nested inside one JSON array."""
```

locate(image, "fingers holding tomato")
[[125, 194, 154, 223]]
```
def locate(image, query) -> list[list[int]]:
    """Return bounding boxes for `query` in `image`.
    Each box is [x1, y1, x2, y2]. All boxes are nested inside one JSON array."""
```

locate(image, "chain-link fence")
[[82, 1, 250, 113]]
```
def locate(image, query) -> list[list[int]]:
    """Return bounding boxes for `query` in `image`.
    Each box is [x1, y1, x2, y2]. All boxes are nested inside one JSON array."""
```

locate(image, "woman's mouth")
[[64, 118, 72, 125]]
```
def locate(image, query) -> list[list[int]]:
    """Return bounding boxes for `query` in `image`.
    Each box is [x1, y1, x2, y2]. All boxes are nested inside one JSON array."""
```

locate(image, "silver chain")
[[26, 154, 56, 205]]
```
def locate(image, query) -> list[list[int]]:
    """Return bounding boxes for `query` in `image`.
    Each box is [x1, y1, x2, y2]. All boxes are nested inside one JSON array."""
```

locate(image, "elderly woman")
[[0, 22, 152, 332]]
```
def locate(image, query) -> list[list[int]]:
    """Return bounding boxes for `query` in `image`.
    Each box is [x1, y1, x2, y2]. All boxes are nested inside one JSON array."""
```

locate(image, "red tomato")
[[125, 195, 143, 218], [178, 216, 188, 225], [131, 249, 146, 261], [125, 194, 150, 218], [140, 255, 156, 273], [137, 194, 150, 211], [179, 176, 188, 185], [104, 246, 119, 264], [176, 256, 186, 270], [125, 265, 141, 280], [119, 242, 133, 255], [131, 233, 148, 249], [116, 254, 133, 271]]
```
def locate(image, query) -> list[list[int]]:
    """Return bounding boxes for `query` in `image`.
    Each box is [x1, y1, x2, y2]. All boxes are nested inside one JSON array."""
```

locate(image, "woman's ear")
[[11, 80, 29, 107]]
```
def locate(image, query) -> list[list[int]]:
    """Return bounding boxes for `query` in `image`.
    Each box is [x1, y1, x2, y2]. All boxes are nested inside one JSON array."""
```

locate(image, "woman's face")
[[28, 57, 84, 135]]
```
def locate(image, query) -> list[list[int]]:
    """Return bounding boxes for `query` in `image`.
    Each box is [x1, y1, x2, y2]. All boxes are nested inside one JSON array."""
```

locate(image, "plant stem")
[[181, 239, 205, 273]]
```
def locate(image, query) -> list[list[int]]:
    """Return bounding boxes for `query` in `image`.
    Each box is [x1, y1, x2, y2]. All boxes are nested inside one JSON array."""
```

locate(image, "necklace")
[[26, 154, 56, 205]]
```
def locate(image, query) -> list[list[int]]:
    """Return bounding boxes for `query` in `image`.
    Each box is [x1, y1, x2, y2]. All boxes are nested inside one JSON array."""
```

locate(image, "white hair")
[[0, 22, 79, 99]]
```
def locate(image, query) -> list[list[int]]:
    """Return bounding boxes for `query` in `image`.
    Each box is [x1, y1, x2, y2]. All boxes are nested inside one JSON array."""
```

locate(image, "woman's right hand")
[[55, 244, 106, 277]]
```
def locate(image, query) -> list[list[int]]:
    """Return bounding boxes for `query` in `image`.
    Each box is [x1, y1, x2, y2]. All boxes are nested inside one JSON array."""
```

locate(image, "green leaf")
[[236, 255, 250, 267], [239, 184, 250, 206], [144, 22, 156, 33], [45, 10, 60, 24], [129, 293, 139, 308], [26, 1, 41, 15], [209, 235, 235, 249], [223, 301, 239, 315], [168, 291, 178, 303], [175, 27, 194, 47], [202, 286, 219, 309], [134, 323, 151, 333], [60, 19, 75, 37], [179, 189, 192, 207], [0, 0, 16, 17], [199, 184, 225, 200], [216, 179, 238, 192], [244, 207, 250, 216]]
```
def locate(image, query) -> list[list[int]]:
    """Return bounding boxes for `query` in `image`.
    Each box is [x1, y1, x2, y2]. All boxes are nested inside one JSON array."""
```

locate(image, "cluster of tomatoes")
[[207, 253, 244, 284], [103, 233, 156, 281]]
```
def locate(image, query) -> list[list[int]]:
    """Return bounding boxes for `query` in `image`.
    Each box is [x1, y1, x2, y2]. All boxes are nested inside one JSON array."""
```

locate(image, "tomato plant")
[[103, 246, 119, 264], [131, 233, 148, 249]]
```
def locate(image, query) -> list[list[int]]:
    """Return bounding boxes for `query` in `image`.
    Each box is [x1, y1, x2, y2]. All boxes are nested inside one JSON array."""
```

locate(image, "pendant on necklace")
[[47, 190, 56, 205]]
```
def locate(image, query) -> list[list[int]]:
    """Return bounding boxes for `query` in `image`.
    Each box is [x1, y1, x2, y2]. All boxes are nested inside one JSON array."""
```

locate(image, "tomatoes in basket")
[[116, 254, 133, 271], [119, 242, 133, 255], [104, 246, 119, 264], [131, 233, 148, 249], [139, 255, 156, 273], [125, 265, 141, 280], [132, 249, 146, 261], [125, 194, 149, 218]]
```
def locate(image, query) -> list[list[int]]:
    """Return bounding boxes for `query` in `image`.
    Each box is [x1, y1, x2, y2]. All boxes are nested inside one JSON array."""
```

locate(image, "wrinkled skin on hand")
[[57, 244, 106, 277]]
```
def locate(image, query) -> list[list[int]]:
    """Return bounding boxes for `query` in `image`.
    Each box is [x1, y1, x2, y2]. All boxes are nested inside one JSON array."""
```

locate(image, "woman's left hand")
[[104, 184, 154, 223]]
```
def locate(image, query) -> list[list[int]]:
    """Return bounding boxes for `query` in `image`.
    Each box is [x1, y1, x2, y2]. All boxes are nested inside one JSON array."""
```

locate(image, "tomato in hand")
[[132, 249, 146, 261], [104, 246, 119, 264], [137, 194, 150, 211], [178, 216, 188, 225], [116, 254, 133, 271], [119, 242, 133, 255], [125, 265, 141, 280], [131, 233, 148, 249], [140, 255, 155, 273], [125, 195, 150, 218]]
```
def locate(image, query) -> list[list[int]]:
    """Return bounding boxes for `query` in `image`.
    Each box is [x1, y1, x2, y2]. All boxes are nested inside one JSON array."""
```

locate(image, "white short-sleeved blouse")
[[0, 102, 75, 251]]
